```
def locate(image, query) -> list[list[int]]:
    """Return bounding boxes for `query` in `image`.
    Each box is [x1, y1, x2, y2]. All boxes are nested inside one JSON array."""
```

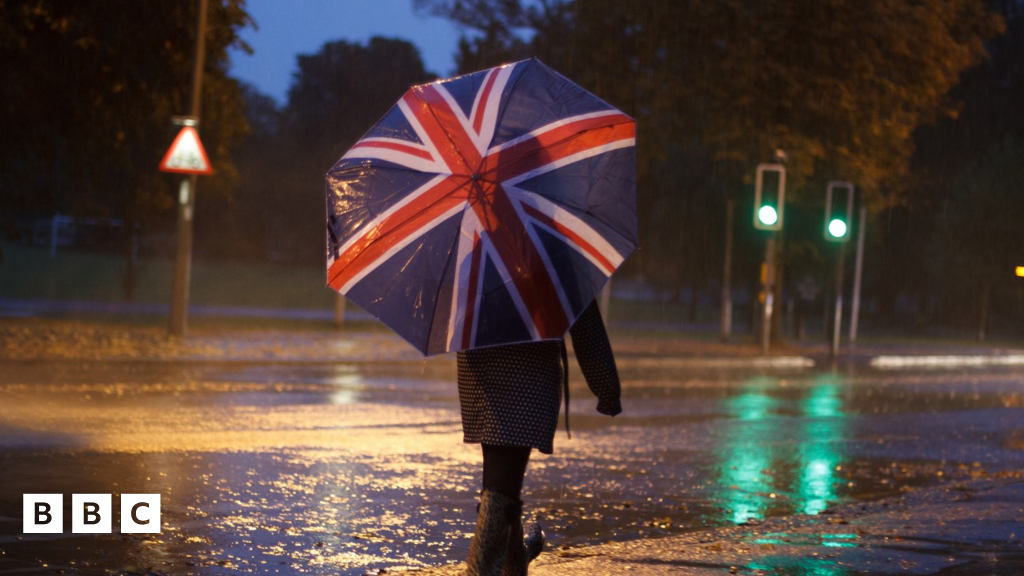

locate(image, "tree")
[[283, 37, 436, 166], [197, 83, 283, 262], [428, 0, 1000, 198], [422, 0, 1003, 340], [0, 0, 251, 293], [236, 37, 435, 265], [938, 136, 1024, 339], [872, 2, 1024, 333]]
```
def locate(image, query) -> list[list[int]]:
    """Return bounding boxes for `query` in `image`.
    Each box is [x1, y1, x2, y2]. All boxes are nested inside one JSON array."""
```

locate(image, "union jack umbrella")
[[325, 59, 636, 355]]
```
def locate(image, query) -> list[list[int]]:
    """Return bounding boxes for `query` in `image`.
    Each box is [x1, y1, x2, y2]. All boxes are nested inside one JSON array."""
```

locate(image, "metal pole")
[[169, 177, 194, 334], [334, 293, 346, 327], [761, 235, 776, 355], [599, 279, 612, 320], [189, 0, 208, 122], [849, 206, 867, 343], [830, 242, 847, 358], [169, 0, 209, 336], [721, 198, 735, 342]]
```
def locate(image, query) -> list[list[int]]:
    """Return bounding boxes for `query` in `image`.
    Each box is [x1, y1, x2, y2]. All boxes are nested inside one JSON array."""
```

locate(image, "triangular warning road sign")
[[159, 126, 213, 175]]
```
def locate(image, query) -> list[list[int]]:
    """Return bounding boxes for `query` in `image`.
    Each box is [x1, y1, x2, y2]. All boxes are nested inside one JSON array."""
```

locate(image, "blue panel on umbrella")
[[533, 225, 604, 321], [515, 146, 638, 257], [474, 258, 533, 348], [345, 210, 463, 353], [437, 68, 492, 119], [325, 168, 438, 260], [363, 103, 424, 145], [426, 247, 460, 354], [491, 60, 617, 150]]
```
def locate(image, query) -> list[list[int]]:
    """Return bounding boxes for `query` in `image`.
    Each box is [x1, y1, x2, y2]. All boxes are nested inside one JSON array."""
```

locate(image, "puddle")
[[1, 362, 1023, 574]]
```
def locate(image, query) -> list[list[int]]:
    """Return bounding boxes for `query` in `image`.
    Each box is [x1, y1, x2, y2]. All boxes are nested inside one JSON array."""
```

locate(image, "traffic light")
[[824, 181, 855, 242], [753, 163, 786, 231]]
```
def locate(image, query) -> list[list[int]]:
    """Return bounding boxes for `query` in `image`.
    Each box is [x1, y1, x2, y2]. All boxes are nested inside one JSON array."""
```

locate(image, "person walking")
[[328, 59, 636, 576], [457, 299, 622, 576]]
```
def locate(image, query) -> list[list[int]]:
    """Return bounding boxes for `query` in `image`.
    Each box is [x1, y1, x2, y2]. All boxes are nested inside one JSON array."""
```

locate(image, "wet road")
[[1, 357, 1023, 575]]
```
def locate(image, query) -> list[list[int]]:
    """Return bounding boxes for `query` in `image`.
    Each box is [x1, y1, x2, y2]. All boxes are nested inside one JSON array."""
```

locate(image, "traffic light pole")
[[168, 0, 208, 336], [721, 198, 735, 342], [830, 242, 847, 358], [849, 206, 867, 344], [761, 235, 776, 355], [752, 161, 785, 354]]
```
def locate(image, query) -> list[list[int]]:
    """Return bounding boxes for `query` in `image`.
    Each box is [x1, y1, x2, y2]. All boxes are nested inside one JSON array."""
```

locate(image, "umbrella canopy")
[[325, 58, 636, 355]]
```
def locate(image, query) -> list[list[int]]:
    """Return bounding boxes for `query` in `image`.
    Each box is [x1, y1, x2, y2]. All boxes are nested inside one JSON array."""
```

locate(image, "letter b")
[[72, 494, 111, 533], [23, 494, 63, 534], [36, 502, 52, 524], [83, 502, 101, 525]]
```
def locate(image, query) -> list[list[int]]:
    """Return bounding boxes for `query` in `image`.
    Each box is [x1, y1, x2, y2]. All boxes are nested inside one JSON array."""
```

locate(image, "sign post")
[[161, 122, 212, 336], [163, 0, 210, 337]]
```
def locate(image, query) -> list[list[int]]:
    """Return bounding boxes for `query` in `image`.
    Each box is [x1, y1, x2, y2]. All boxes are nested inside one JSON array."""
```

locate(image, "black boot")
[[465, 489, 516, 576], [524, 521, 545, 563], [502, 506, 544, 576]]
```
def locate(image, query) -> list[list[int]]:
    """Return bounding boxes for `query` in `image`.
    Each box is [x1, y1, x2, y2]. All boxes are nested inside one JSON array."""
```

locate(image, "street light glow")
[[828, 218, 847, 238], [1016, 266, 1024, 278], [758, 206, 778, 226]]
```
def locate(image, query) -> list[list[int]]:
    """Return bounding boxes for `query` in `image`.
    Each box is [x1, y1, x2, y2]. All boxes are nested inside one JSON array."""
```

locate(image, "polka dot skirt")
[[457, 300, 622, 455]]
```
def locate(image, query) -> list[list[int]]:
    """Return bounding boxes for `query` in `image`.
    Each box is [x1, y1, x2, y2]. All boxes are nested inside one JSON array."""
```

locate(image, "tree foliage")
[[428, 0, 1001, 202], [874, 1, 1024, 331], [422, 0, 1003, 309], [943, 136, 1024, 279], [235, 37, 435, 264], [937, 135, 1024, 329], [0, 0, 251, 233], [284, 37, 436, 167]]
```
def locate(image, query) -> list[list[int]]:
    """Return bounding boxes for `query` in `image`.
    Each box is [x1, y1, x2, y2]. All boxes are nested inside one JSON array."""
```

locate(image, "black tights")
[[481, 443, 532, 501]]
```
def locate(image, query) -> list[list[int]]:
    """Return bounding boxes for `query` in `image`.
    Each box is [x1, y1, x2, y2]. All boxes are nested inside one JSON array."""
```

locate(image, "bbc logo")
[[23, 494, 161, 534]]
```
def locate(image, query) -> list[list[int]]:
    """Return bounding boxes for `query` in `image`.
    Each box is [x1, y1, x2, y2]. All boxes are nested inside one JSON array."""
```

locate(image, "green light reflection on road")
[[720, 381, 778, 524], [717, 374, 850, 525], [797, 379, 844, 516], [749, 559, 850, 575]]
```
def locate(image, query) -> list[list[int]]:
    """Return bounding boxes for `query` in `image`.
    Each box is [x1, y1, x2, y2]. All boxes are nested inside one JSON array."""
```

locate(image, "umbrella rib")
[[426, 202, 472, 353], [413, 88, 479, 174], [330, 177, 474, 289]]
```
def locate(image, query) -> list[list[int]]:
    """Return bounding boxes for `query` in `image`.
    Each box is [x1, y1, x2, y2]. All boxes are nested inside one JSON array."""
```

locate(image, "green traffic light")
[[758, 206, 778, 226], [828, 218, 848, 238]]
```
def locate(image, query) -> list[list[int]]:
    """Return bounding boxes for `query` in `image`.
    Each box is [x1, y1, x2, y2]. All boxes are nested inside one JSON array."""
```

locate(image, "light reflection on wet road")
[[1, 360, 1023, 574]]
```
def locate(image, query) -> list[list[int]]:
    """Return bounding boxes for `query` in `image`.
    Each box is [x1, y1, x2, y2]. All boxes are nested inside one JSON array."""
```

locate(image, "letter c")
[[131, 502, 150, 525]]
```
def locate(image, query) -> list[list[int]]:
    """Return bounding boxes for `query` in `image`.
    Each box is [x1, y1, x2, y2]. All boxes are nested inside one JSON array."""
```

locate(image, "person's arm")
[[568, 299, 622, 416]]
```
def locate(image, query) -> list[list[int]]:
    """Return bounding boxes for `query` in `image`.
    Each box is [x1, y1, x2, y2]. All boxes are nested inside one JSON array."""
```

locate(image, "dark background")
[[2, 0, 1022, 342]]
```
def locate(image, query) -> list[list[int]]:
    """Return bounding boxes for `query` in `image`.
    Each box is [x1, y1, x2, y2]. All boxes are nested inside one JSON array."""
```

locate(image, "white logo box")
[[23, 494, 161, 534]]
